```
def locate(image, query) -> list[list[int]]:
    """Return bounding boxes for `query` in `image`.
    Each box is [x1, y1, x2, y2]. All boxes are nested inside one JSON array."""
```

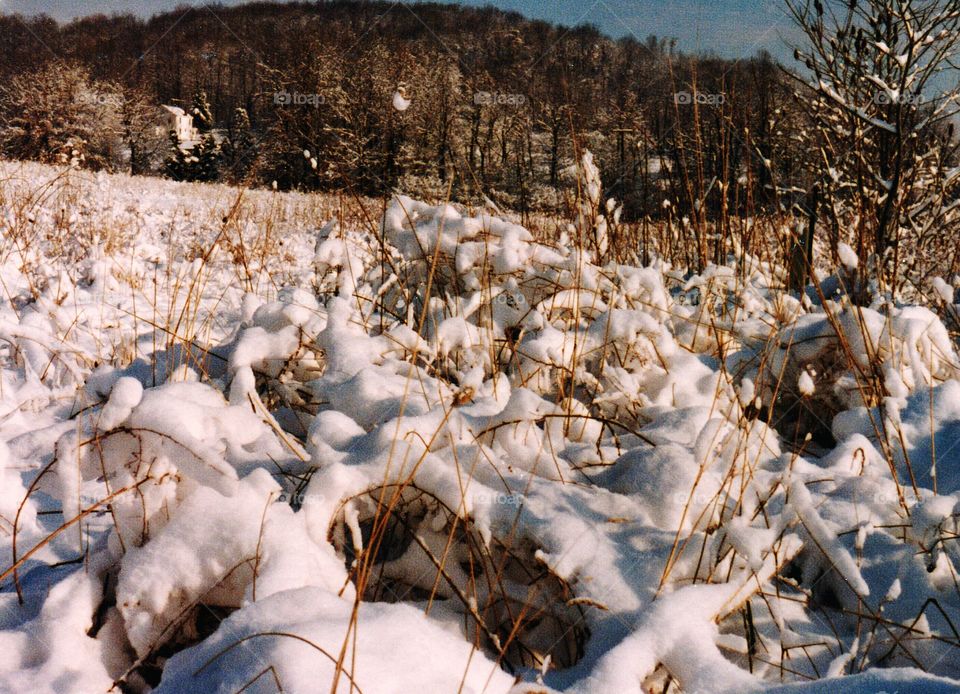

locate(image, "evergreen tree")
[[191, 88, 214, 134], [195, 132, 221, 182], [164, 130, 220, 182], [163, 131, 190, 181]]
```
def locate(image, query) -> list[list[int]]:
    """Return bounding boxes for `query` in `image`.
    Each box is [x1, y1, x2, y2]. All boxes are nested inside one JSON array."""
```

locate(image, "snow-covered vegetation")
[[1, 157, 960, 693]]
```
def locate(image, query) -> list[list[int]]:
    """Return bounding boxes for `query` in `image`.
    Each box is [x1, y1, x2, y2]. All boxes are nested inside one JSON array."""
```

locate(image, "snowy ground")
[[2, 159, 960, 693]]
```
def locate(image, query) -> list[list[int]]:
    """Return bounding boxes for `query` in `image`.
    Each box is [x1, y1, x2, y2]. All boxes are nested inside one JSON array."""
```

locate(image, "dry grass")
[[1, 158, 959, 691]]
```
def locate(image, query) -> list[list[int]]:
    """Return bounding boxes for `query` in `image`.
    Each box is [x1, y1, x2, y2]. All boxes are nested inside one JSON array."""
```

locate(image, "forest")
[[0, 2, 789, 219]]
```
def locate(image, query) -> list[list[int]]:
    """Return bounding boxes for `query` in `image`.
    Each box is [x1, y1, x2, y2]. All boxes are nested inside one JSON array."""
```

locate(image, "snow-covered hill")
[[1, 160, 960, 693]]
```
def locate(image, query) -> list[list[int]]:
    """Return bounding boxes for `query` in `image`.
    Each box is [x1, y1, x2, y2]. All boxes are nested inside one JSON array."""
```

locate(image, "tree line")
[[0, 2, 792, 219]]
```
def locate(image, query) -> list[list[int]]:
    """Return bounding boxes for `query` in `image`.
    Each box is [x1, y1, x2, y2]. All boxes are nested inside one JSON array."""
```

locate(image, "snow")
[[933, 276, 955, 304], [156, 587, 516, 693], [577, 584, 760, 694], [0, 570, 116, 693], [96, 376, 143, 431], [788, 479, 870, 598], [766, 668, 960, 693], [837, 241, 858, 270], [1, 160, 960, 693], [392, 90, 411, 112]]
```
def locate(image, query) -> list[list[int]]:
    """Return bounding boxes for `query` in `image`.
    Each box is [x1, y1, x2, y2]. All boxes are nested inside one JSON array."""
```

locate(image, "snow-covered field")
[[2, 159, 960, 693]]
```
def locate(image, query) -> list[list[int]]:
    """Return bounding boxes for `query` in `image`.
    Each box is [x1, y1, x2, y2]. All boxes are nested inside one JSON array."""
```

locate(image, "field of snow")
[[1, 159, 960, 693]]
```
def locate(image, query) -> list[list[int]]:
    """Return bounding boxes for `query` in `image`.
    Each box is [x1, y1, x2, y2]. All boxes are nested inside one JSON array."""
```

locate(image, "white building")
[[160, 105, 199, 144]]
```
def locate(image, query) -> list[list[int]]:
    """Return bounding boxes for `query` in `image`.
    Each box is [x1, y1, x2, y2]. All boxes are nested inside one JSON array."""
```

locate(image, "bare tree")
[[786, 0, 960, 293], [0, 61, 123, 170], [116, 87, 169, 175]]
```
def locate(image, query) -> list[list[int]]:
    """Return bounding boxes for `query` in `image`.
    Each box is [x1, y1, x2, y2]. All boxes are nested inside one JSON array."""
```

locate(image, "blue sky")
[[1, 0, 797, 59]]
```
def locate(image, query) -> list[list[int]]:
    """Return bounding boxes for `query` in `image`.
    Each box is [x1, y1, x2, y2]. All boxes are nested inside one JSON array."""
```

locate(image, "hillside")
[[0, 1, 785, 216]]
